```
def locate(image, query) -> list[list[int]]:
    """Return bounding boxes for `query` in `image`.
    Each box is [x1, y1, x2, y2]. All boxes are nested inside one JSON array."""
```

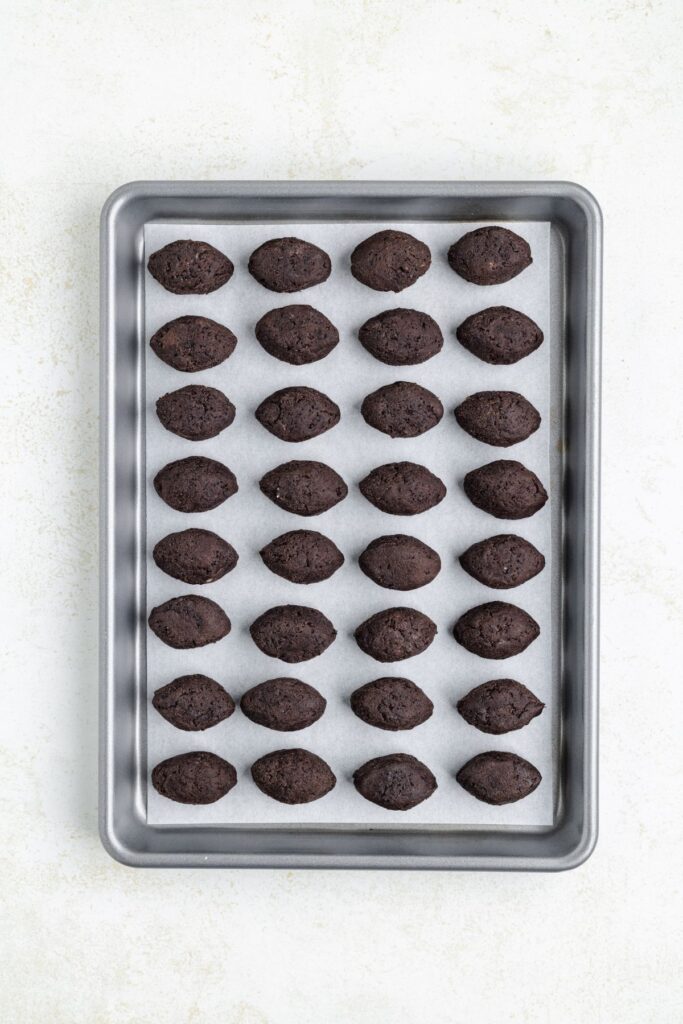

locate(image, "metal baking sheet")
[[100, 181, 601, 869]]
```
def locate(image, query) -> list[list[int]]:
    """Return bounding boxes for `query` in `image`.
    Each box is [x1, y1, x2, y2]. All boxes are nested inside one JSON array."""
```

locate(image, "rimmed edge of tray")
[[100, 180, 601, 870]]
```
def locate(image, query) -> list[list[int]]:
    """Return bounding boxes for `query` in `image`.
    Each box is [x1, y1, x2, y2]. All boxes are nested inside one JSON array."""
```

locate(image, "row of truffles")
[[156, 381, 541, 446], [147, 226, 532, 295], [153, 674, 542, 736], [153, 528, 544, 591], [152, 747, 541, 810], [148, 597, 539, 662], [150, 304, 543, 370], [153, 454, 547, 520]]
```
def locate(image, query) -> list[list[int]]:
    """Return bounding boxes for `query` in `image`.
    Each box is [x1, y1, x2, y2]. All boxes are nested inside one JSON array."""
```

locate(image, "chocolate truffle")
[[255, 305, 339, 364], [361, 381, 443, 438], [156, 384, 235, 441], [453, 601, 539, 659], [456, 751, 541, 805], [152, 675, 235, 731], [351, 230, 431, 292], [248, 237, 331, 292], [150, 315, 237, 372], [148, 239, 233, 294], [351, 677, 433, 731], [463, 460, 548, 520], [153, 528, 238, 585], [358, 308, 443, 365], [251, 748, 336, 803], [255, 386, 340, 442], [448, 226, 532, 285]]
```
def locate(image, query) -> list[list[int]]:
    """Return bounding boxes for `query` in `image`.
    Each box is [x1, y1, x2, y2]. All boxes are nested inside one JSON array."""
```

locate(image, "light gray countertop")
[[1, 1, 681, 1022]]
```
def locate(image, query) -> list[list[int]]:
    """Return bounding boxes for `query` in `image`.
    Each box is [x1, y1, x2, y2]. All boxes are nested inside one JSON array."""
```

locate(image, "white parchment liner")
[[144, 219, 555, 827]]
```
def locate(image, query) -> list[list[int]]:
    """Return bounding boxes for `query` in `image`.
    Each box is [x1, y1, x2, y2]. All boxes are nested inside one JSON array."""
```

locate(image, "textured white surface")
[[0, 1, 681, 1022]]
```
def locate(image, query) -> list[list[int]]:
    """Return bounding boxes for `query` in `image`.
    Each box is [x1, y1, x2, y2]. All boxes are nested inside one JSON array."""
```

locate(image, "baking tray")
[[100, 180, 601, 869]]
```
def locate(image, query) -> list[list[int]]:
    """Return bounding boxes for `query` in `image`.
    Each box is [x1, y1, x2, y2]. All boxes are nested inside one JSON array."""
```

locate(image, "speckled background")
[[1, 1, 681, 1022]]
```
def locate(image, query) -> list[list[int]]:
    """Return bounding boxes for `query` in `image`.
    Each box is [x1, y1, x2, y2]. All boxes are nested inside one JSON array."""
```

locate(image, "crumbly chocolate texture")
[[448, 226, 532, 285], [152, 751, 237, 804], [455, 391, 541, 447], [153, 528, 238, 585], [250, 605, 336, 663], [354, 607, 436, 662], [249, 237, 331, 292], [148, 595, 231, 650], [358, 308, 443, 365], [359, 534, 441, 591], [148, 239, 234, 294], [351, 677, 434, 731], [351, 230, 431, 292], [457, 679, 544, 735], [241, 678, 326, 731], [453, 601, 539, 659], [251, 748, 336, 804], [456, 751, 541, 805], [154, 456, 238, 513], [456, 306, 543, 365], [260, 460, 347, 517], [360, 462, 446, 516], [156, 384, 235, 441], [152, 674, 236, 731], [150, 315, 237, 372], [260, 530, 344, 584], [255, 386, 340, 442], [459, 534, 545, 589], [361, 381, 444, 438], [255, 305, 339, 364], [354, 753, 437, 810], [464, 459, 548, 520]]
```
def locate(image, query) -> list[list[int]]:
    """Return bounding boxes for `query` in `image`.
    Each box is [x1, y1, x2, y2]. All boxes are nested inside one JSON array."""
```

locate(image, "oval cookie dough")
[[359, 534, 441, 591], [459, 534, 545, 589], [156, 384, 235, 441], [260, 460, 348, 516], [152, 751, 237, 804], [153, 528, 238, 585], [250, 605, 336, 663], [457, 679, 544, 734], [448, 226, 532, 285], [354, 607, 436, 662], [251, 748, 336, 804], [453, 601, 539, 659], [463, 460, 548, 519], [148, 239, 234, 294], [248, 237, 331, 292], [152, 674, 236, 731], [360, 462, 446, 516], [456, 306, 543, 365], [361, 381, 443, 438], [455, 391, 541, 447], [354, 753, 437, 810], [351, 677, 434, 731], [260, 530, 344, 584], [148, 595, 231, 649], [241, 678, 326, 732], [154, 456, 238, 513], [255, 386, 340, 442], [255, 305, 339, 365], [150, 315, 237, 372], [358, 308, 443, 365], [351, 230, 431, 292], [456, 751, 541, 805]]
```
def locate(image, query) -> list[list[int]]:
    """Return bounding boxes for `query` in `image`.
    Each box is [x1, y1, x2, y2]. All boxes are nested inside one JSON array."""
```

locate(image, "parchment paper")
[[144, 219, 555, 827]]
